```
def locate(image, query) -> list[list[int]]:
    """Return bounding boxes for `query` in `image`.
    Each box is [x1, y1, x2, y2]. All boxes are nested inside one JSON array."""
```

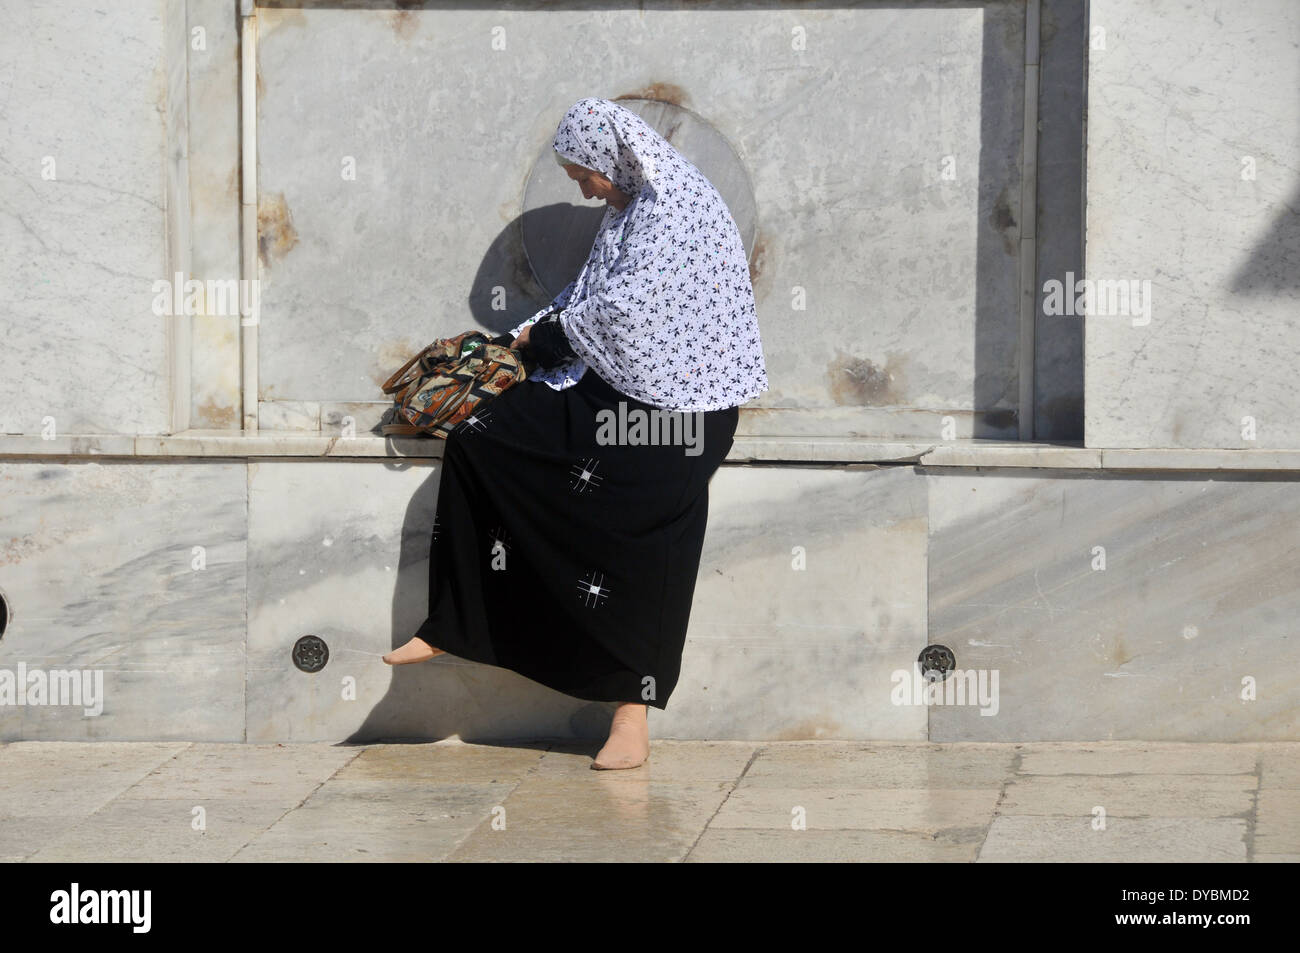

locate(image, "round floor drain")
[[917, 644, 956, 682], [292, 635, 329, 673]]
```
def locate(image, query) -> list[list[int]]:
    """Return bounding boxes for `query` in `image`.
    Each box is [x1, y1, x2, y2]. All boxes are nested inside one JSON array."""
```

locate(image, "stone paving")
[[1, 741, 1295, 862]]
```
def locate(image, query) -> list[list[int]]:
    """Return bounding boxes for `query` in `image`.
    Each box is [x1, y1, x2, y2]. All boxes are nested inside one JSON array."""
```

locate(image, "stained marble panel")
[[0, 1, 171, 435], [245, 460, 927, 742], [1084, 0, 1300, 448], [926, 468, 1300, 741], [0, 462, 247, 740], [254, 2, 1026, 438], [188, 0, 245, 429], [245, 459, 615, 742], [657, 464, 929, 740]]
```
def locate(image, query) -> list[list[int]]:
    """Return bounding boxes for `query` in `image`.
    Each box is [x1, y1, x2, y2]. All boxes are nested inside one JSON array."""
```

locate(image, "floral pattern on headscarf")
[[511, 97, 768, 413]]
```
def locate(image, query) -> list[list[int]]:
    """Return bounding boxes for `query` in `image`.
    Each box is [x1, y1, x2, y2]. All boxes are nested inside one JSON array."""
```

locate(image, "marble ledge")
[[5, 432, 1300, 470]]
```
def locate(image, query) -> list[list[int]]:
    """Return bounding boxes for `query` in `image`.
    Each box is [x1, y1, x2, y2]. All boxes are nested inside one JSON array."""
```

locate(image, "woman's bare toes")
[[592, 703, 649, 770], [382, 637, 445, 665]]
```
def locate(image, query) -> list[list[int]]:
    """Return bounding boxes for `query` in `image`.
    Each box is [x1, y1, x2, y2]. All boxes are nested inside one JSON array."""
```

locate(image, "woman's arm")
[[553, 213, 675, 374], [518, 310, 578, 368], [508, 278, 579, 339]]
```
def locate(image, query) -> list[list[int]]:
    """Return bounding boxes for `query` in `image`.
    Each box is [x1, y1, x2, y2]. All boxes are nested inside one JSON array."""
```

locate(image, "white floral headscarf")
[[512, 97, 768, 413]]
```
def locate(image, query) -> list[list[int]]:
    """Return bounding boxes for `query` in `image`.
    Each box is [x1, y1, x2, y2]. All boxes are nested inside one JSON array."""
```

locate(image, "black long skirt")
[[412, 367, 738, 709]]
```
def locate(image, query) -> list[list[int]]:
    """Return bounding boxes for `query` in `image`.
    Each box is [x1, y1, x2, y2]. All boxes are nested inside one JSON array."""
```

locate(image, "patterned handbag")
[[380, 330, 532, 438]]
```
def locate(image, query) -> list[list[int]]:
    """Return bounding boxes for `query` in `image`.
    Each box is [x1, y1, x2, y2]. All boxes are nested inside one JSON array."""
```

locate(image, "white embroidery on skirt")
[[568, 457, 604, 493], [455, 409, 493, 434], [577, 570, 611, 607]]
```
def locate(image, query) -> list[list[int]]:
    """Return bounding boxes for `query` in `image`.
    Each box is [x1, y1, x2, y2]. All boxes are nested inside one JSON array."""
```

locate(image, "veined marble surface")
[[1084, 0, 1300, 448], [658, 465, 929, 740], [253, 2, 1026, 438], [2, 457, 1297, 742], [0, 1, 171, 435], [244, 459, 619, 742], [0, 462, 247, 741], [927, 468, 1300, 741], [16, 431, 1300, 470], [187, 0, 244, 430], [244, 461, 928, 742]]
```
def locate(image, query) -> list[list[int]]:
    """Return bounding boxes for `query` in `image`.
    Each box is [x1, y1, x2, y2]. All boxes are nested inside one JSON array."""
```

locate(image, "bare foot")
[[592, 702, 649, 770], [382, 637, 445, 665]]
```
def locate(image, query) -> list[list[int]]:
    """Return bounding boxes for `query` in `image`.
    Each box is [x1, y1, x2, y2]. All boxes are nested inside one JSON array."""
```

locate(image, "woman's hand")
[[512, 323, 532, 349]]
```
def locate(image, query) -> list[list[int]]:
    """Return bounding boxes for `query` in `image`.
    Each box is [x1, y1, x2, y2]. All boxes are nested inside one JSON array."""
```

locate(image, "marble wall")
[[4, 2, 1297, 745], [188, 0, 246, 429], [242, 462, 928, 743], [2, 1, 1089, 441], [659, 465, 929, 741], [3, 457, 1297, 742], [253, 1, 1028, 439], [1084, 0, 1300, 448], [0, 1, 172, 435], [926, 468, 1300, 741], [0, 462, 247, 741]]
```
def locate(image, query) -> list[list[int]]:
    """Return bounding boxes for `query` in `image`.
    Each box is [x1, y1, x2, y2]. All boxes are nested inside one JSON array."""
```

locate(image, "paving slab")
[[446, 778, 731, 862], [997, 775, 1257, 818], [686, 828, 982, 862], [532, 741, 757, 783], [977, 816, 1248, 862], [1015, 743, 1261, 776], [1257, 745, 1300, 789], [332, 741, 547, 783], [710, 787, 1002, 834], [1253, 789, 1300, 856], [26, 798, 293, 863], [124, 743, 361, 800], [739, 742, 1017, 788], [0, 742, 190, 817], [0, 742, 1294, 862], [233, 779, 512, 862]]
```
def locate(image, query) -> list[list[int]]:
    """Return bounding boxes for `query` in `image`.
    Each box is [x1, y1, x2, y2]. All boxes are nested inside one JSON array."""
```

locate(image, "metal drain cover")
[[917, 644, 956, 682], [292, 635, 329, 673]]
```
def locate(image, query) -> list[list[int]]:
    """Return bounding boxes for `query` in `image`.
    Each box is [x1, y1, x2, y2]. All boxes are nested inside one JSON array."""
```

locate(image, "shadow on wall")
[[1230, 181, 1300, 296], [465, 204, 607, 334], [344, 461, 615, 745]]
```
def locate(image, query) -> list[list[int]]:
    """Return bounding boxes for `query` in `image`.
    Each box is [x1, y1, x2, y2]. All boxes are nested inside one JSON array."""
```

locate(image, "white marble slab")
[[0, 462, 247, 741], [0, 1, 171, 435], [187, 0, 245, 430], [658, 465, 930, 740], [1084, 0, 1300, 448], [253, 3, 1026, 438], [244, 459, 615, 742], [927, 469, 1300, 740]]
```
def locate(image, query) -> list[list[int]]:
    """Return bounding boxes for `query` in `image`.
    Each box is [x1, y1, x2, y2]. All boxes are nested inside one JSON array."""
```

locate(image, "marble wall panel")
[[245, 459, 615, 742], [658, 464, 930, 740], [1032, 0, 1086, 440], [254, 2, 1026, 438], [926, 468, 1300, 741], [246, 459, 927, 742], [0, 462, 247, 740], [188, 0, 245, 429], [1084, 0, 1300, 448], [0, 1, 172, 435]]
